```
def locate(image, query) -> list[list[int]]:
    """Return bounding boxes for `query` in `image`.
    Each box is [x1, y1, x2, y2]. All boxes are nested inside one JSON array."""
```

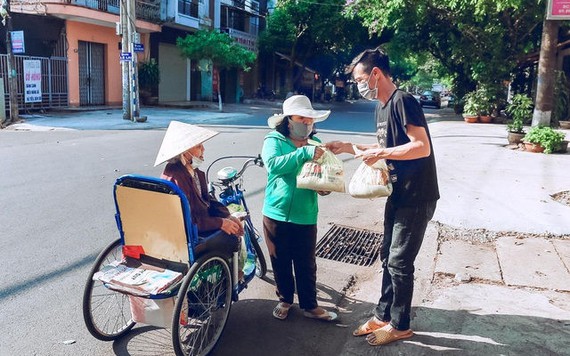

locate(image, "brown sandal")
[[352, 318, 389, 336]]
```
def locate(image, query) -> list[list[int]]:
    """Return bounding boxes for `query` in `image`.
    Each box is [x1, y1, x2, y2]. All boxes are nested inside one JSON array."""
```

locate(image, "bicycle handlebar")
[[206, 154, 264, 187]]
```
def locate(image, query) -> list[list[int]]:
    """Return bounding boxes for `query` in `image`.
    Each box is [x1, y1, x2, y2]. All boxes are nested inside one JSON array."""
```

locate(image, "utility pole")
[[2, 0, 19, 126], [119, 0, 145, 122], [120, 0, 131, 120]]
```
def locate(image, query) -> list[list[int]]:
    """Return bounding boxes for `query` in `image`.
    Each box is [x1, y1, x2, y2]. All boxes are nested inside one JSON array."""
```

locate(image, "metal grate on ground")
[[316, 224, 383, 266]]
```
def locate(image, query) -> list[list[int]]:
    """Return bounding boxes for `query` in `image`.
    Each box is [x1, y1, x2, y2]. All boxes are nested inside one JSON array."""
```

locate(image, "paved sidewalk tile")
[[435, 240, 502, 282], [496, 237, 570, 291], [552, 239, 570, 272]]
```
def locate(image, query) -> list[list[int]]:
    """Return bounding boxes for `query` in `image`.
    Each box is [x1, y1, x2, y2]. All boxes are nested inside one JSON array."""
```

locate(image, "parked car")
[[419, 90, 441, 109]]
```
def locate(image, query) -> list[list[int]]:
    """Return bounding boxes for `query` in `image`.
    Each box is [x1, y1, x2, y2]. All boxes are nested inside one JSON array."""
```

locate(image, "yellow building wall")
[[66, 21, 120, 106], [66, 20, 149, 107]]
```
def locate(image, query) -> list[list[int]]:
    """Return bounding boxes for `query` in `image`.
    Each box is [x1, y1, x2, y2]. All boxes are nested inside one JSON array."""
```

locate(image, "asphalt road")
[[0, 101, 451, 355]]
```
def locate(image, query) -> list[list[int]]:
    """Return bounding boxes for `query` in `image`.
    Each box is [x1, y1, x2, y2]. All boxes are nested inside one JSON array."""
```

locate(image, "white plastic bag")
[[348, 160, 392, 198], [129, 296, 175, 328], [296, 149, 345, 193]]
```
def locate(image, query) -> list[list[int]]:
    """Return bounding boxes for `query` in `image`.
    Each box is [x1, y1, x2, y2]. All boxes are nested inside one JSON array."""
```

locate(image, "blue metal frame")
[[113, 174, 199, 266]]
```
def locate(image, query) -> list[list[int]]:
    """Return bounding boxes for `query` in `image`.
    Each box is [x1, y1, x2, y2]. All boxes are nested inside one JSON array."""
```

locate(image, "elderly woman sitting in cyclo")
[[154, 121, 243, 258]]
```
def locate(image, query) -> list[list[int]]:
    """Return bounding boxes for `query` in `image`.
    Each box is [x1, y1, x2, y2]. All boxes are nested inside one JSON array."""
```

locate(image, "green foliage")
[[138, 59, 160, 91], [506, 93, 533, 133], [259, 0, 379, 88], [343, 0, 544, 98], [176, 30, 256, 71], [462, 92, 480, 116], [523, 126, 566, 154], [463, 86, 495, 115]]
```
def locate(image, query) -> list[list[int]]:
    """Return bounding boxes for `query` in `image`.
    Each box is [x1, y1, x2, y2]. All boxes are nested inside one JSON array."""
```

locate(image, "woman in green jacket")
[[262, 95, 338, 322]]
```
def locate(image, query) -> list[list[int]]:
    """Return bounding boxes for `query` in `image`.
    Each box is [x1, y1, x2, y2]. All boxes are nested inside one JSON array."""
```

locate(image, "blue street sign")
[[120, 52, 132, 62], [133, 43, 144, 52]]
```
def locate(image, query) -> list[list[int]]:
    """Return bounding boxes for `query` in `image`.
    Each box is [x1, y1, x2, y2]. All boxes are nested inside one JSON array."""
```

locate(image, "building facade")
[[1, 0, 266, 110]]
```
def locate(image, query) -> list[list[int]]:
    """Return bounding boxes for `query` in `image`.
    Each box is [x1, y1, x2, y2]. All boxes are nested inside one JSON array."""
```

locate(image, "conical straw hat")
[[154, 121, 219, 166]]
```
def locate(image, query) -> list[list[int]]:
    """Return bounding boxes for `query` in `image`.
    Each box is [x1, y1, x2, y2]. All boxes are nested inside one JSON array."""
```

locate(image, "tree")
[[177, 29, 256, 111], [344, 0, 545, 102], [259, 0, 381, 93]]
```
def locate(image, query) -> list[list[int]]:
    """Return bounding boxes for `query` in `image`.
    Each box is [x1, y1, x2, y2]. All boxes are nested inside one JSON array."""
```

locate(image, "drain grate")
[[316, 224, 383, 266]]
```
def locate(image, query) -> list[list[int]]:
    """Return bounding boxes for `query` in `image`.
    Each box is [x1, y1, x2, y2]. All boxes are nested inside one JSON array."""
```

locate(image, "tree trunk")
[[532, 17, 559, 127]]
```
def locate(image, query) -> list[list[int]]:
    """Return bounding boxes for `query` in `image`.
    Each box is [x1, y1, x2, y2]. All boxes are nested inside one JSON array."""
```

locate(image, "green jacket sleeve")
[[262, 136, 316, 175]]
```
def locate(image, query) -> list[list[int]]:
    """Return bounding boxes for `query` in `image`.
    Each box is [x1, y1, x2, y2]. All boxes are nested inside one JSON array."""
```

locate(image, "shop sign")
[[547, 0, 570, 19], [225, 28, 257, 52], [24, 60, 42, 103], [10, 31, 25, 54]]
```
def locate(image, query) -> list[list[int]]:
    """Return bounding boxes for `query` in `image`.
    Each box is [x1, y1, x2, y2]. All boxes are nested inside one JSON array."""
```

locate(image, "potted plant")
[[474, 87, 493, 123], [523, 126, 566, 154], [462, 92, 479, 123], [138, 59, 160, 105], [505, 93, 532, 145]]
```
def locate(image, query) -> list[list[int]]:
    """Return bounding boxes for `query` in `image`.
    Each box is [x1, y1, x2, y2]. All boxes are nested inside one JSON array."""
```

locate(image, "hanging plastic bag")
[[296, 148, 345, 193], [348, 160, 392, 198]]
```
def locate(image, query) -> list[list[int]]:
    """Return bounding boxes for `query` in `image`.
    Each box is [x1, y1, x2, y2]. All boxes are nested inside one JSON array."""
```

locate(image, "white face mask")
[[190, 155, 203, 169], [357, 71, 378, 100]]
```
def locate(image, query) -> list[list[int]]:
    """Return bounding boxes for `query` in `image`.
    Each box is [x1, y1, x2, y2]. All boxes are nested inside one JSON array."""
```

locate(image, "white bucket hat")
[[154, 121, 219, 166], [267, 95, 331, 128]]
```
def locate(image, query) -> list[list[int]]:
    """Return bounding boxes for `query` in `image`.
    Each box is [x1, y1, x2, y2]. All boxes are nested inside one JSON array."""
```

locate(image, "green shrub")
[[506, 94, 533, 133], [138, 59, 160, 91], [523, 126, 565, 154]]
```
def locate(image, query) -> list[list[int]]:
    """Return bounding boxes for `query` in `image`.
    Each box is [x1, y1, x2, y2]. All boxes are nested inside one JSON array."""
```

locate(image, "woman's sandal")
[[272, 302, 291, 320], [353, 317, 389, 336], [303, 308, 338, 322]]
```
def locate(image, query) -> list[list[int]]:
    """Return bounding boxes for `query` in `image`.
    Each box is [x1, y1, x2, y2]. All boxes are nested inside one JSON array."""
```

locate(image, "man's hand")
[[325, 141, 353, 154], [355, 148, 389, 166]]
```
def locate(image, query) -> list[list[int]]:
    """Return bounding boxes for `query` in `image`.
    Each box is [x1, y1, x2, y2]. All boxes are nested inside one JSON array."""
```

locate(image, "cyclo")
[[82, 155, 266, 356]]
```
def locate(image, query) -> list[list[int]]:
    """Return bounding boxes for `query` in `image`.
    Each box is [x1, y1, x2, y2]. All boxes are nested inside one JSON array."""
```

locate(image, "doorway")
[[78, 41, 105, 106]]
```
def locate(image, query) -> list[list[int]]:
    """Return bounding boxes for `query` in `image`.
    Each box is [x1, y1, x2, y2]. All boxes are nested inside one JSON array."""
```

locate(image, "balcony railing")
[[178, 0, 199, 18], [67, 0, 161, 23], [135, 0, 161, 22]]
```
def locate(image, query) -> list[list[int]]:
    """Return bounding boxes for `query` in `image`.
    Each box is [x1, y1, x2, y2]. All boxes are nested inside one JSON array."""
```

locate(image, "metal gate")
[[78, 41, 105, 106], [1, 28, 68, 111]]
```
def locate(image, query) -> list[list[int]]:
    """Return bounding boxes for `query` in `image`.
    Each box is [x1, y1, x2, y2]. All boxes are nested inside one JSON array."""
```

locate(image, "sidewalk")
[[335, 121, 570, 355]]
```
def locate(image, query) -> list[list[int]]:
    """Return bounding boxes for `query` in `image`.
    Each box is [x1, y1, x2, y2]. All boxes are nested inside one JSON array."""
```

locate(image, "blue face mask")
[[288, 118, 313, 140]]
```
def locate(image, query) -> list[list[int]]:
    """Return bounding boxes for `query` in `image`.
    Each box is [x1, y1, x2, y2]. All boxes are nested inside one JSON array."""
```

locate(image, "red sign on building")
[[548, 0, 570, 19]]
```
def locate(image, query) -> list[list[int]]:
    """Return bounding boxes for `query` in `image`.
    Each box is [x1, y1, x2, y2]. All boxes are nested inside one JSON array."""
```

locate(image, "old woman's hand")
[[221, 218, 242, 236]]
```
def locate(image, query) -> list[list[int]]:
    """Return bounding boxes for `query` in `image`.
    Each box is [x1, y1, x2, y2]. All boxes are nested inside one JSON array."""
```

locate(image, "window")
[[178, 0, 199, 18]]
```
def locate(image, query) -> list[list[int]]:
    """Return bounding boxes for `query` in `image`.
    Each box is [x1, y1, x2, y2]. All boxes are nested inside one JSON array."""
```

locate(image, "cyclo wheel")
[[249, 226, 267, 278], [172, 253, 232, 356], [82, 238, 135, 341]]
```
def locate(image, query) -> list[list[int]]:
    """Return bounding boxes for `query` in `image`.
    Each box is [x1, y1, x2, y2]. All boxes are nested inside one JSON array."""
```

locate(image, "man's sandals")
[[352, 317, 389, 336], [353, 318, 414, 345]]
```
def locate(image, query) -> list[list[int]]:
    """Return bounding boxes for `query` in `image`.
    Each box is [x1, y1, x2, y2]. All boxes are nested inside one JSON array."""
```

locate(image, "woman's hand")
[[313, 146, 325, 161], [221, 218, 242, 236]]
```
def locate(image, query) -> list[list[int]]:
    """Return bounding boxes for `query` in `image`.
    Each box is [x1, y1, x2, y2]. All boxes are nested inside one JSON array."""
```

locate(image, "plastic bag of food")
[[296, 149, 345, 193], [348, 160, 392, 198]]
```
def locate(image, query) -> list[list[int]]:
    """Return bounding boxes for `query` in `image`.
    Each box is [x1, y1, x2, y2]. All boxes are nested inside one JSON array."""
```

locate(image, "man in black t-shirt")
[[327, 47, 439, 347]]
